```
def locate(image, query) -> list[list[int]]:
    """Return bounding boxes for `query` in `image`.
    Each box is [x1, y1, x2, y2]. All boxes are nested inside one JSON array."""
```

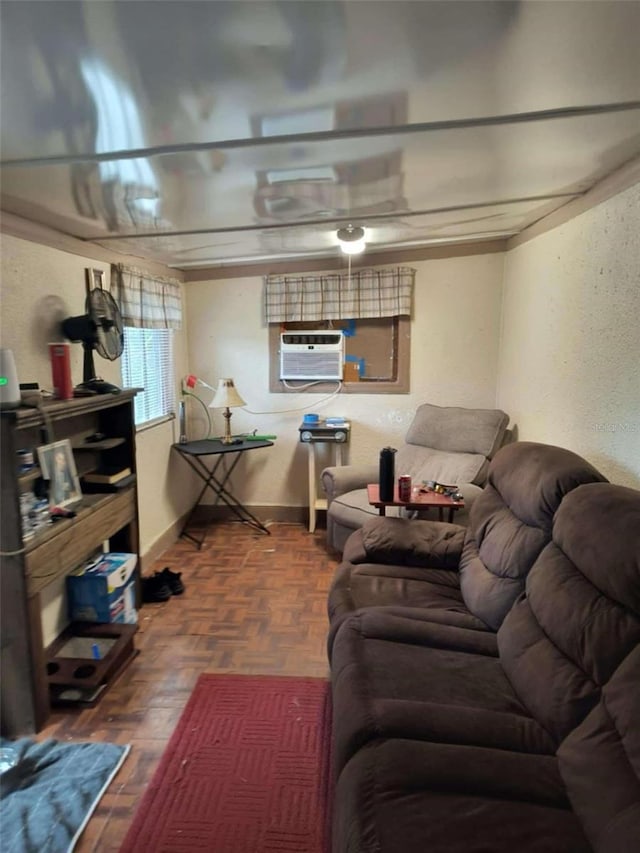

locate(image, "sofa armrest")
[[345, 516, 466, 569], [321, 464, 379, 502]]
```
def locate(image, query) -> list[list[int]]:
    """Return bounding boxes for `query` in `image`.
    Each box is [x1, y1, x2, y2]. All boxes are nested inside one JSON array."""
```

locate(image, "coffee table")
[[367, 483, 464, 523]]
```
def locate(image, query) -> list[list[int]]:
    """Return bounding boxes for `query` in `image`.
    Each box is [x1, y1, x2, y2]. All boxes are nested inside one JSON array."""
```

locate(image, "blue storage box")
[[67, 552, 138, 624]]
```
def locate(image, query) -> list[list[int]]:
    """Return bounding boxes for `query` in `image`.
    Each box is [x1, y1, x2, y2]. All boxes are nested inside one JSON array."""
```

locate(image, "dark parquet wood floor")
[[38, 520, 338, 852]]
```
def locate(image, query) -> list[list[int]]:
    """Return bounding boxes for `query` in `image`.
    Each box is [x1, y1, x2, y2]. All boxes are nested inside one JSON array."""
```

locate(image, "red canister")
[[398, 475, 412, 502]]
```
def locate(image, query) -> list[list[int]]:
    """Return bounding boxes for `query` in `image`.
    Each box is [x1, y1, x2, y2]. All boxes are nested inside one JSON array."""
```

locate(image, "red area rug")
[[120, 674, 332, 853]]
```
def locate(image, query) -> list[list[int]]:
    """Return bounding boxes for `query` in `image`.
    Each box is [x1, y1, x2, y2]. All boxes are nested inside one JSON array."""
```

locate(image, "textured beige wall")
[[498, 182, 640, 487], [0, 236, 118, 390], [0, 234, 192, 645], [184, 252, 505, 509]]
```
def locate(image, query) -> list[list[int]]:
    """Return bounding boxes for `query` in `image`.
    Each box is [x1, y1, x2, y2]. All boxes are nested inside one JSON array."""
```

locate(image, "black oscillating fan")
[[61, 281, 124, 395]]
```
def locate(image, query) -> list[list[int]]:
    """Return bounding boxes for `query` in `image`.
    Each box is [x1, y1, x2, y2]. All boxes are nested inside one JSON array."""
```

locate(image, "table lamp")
[[209, 378, 246, 444]]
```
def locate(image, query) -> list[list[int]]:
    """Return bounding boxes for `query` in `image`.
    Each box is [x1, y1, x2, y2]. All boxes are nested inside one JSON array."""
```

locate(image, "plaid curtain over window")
[[264, 267, 414, 322], [111, 263, 182, 329]]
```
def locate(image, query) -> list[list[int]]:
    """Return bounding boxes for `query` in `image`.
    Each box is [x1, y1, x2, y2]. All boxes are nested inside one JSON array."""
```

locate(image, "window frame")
[[268, 316, 410, 394]]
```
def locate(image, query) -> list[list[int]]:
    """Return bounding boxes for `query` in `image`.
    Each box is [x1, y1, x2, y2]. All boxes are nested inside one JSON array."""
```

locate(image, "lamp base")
[[221, 408, 233, 444]]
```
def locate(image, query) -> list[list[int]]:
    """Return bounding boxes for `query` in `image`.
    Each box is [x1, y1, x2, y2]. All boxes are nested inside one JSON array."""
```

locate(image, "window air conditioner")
[[280, 331, 344, 380]]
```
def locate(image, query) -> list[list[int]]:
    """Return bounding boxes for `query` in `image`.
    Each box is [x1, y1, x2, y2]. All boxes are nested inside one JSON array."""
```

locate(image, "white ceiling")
[[1, 0, 639, 269]]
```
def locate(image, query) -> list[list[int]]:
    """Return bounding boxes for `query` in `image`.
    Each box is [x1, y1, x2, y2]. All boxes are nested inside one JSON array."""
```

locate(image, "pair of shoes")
[[141, 567, 185, 603], [141, 574, 172, 603], [159, 566, 185, 595]]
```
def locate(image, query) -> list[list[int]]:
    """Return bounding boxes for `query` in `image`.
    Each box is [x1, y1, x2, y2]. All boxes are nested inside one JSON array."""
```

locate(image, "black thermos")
[[379, 447, 397, 501]]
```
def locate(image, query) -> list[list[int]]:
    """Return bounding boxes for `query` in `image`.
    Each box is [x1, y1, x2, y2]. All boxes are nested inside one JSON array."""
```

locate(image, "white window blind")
[[121, 328, 175, 426]]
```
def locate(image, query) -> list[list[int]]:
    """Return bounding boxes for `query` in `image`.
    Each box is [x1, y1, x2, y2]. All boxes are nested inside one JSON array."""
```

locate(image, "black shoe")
[[158, 567, 185, 595], [142, 574, 172, 603]]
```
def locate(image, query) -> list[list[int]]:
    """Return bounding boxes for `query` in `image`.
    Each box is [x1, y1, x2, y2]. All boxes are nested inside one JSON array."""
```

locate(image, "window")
[[121, 328, 175, 425], [269, 318, 410, 393], [264, 266, 414, 394]]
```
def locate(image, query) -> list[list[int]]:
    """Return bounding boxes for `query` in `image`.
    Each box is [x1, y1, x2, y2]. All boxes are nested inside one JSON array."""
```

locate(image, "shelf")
[[46, 622, 138, 707], [81, 473, 136, 493], [1, 389, 142, 429], [24, 489, 137, 597], [18, 466, 42, 485], [73, 437, 126, 451]]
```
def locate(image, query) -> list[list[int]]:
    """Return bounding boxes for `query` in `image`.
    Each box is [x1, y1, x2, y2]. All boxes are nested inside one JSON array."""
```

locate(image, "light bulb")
[[336, 225, 366, 255]]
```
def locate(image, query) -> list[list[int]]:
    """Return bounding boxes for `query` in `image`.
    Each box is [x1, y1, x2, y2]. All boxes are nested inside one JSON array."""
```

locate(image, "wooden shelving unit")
[[0, 390, 140, 735]]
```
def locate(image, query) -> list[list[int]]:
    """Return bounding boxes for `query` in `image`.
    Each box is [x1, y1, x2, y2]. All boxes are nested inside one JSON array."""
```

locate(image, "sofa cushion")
[[459, 442, 608, 630], [331, 611, 553, 773], [346, 516, 466, 568], [498, 483, 640, 744], [558, 646, 640, 853], [327, 560, 487, 653], [404, 403, 509, 459], [334, 739, 591, 853]]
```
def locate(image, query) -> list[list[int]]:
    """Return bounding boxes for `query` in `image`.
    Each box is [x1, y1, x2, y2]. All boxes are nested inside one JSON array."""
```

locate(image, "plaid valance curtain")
[[263, 267, 414, 323], [111, 263, 182, 329]]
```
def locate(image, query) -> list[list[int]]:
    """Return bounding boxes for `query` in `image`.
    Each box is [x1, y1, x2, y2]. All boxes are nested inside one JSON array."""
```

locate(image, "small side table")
[[172, 439, 273, 548], [299, 422, 350, 533], [367, 483, 464, 524]]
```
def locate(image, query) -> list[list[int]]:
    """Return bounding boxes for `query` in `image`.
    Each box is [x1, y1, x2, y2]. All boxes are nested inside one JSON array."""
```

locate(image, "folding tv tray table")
[[172, 438, 273, 548]]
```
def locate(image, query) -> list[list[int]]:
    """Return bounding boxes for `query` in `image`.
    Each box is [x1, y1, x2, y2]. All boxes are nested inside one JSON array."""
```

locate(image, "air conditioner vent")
[[280, 331, 344, 380]]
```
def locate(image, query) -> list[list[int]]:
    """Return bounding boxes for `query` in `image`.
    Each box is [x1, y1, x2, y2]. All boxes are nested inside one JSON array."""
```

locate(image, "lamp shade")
[[209, 378, 246, 409]]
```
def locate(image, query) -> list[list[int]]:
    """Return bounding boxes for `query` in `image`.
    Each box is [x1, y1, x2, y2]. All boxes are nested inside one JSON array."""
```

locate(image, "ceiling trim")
[[0, 211, 185, 281], [182, 239, 507, 282], [507, 154, 640, 250], [3, 101, 639, 168], [91, 193, 578, 243]]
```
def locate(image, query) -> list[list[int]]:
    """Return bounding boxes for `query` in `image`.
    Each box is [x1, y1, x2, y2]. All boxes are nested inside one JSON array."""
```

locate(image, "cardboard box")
[[67, 552, 138, 624], [343, 361, 361, 382]]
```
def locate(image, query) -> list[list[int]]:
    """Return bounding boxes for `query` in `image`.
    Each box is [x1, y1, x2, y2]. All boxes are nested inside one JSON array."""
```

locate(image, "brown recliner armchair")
[[321, 402, 510, 553]]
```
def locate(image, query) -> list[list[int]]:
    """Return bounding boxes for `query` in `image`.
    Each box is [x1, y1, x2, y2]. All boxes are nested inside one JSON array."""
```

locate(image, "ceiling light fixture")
[[336, 224, 366, 255]]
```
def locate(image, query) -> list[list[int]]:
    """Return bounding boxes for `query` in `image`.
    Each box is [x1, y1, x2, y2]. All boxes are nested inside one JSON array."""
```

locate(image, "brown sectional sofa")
[[328, 441, 607, 652], [327, 442, 640, 852]]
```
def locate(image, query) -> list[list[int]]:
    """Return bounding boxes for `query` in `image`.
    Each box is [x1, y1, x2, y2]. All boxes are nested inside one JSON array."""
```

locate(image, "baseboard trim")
[[139, 512, 190, 572]]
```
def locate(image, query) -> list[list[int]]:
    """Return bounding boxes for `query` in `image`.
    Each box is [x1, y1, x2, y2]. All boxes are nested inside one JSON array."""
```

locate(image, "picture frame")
[[86, 267, 105, 290], [37, 439, 82, 508]]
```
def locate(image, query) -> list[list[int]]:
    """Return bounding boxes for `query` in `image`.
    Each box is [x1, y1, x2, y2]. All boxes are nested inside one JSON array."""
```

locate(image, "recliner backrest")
[[396, 403, 510, 488], [498, 482, 640, 744], [458, 442, 608, 630], [404, 403, 509, 457]]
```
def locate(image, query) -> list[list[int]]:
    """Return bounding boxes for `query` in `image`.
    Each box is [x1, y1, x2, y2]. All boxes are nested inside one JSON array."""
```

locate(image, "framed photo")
[[37, 439, 82, 508]]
